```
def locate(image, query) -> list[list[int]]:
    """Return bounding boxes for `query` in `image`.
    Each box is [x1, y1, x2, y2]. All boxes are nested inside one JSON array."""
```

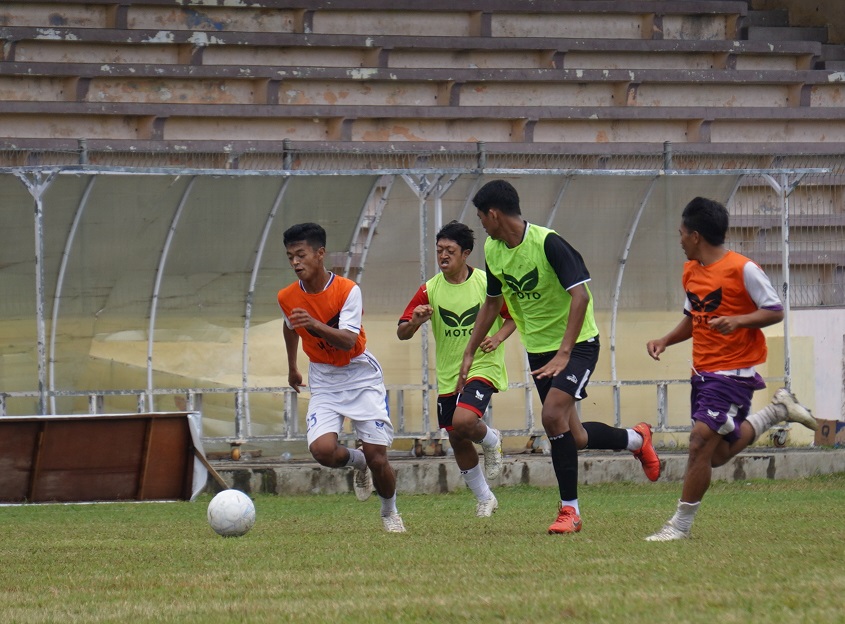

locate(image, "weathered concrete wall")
[[212, 449, 845, 496], [752, 0, 845, 43]]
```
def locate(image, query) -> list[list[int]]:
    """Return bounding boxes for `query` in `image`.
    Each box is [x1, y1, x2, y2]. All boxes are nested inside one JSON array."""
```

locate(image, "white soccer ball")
[[207, 489, 256, 537]]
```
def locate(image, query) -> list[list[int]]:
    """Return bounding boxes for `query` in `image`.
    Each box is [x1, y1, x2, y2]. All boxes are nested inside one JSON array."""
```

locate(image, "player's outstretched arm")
[[707, 308, 783, 335], [397, 304, 434, 340], [646, 315, 693, 361], [288, 307, 357, 351], [457, 295, 503, 390], [532, 283, 589, 379], [479, 318, 517, 353], [283, 323, 305, 393]]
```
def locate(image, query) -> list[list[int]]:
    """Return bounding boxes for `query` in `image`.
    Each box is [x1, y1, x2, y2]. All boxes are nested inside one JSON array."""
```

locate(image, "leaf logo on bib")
[[502, 267, 541, 299], [686, 288, 722, 313], [439, 303, 480, 328]]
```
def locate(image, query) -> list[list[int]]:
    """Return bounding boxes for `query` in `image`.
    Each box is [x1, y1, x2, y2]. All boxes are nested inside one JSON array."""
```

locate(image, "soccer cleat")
[[772, 388, 819, 431], [475, 494, 499, 518], [381, 512, 407, 533], [632, 422, 661, 482], [353, 465, 373, 502], [547, 505, 582, 534], [645, 519, 690, 542], [482, 427, 503, 480]]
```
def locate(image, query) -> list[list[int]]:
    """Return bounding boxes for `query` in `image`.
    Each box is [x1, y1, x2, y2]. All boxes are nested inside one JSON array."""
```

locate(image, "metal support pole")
[[780, 173, 792, 389], [15, 170, 59, 415], [545, 176, 571, 228], [609, 176, 658, 425], [761, 172, 805, 391], [663, 141, 673, 171], [48, 175, 97, 414], [241, 177, 290, 436], [147, 176, 197, 410], [656, 383, 668, 431], [419, 181, 431, 433]]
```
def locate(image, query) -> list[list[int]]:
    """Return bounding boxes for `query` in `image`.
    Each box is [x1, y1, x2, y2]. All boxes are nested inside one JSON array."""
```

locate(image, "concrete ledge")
[[210, 448, 845, 495]]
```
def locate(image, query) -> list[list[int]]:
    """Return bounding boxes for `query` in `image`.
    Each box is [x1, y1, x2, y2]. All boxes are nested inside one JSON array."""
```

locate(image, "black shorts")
[[528, 336, 600, 404], [437, 378, 497, 430]]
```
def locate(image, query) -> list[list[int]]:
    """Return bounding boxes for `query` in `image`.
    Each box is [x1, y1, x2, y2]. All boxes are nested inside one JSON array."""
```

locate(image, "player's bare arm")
[[479, 318, 516, 353], [532, 284, 589, 379], [707, 308, 784, 335], [396, 304, 434, 340], [287, 307, 358, 351], [646, 315, 694, 361], [457, 294, 503, 390], [283, 323, 305, 393]]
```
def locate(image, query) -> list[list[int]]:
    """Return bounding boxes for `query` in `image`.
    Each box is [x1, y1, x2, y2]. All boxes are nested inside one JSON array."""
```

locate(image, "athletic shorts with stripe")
[[528, 337, 599, 404], [437, 378, 497, 430]]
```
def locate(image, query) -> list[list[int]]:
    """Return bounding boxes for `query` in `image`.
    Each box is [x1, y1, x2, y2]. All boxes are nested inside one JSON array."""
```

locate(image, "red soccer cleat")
[[633, 422, 661, 482], [548, 505, 582, 534]]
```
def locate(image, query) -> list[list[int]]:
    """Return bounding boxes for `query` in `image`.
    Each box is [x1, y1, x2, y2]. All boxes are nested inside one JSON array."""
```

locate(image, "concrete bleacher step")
[[0, 27, 822, 72], [743, 10, 789, 28], [3, 64, 844, 109], [2, 100, 845, 146], [746, 26, 828, 44], [814, 45, 845, 69], [3, 0, 749, 40], [821, 45, 845, 61]]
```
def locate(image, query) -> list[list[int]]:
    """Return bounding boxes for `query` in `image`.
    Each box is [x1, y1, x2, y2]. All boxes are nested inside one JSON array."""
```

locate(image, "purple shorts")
[[690, 372, 767, 442]]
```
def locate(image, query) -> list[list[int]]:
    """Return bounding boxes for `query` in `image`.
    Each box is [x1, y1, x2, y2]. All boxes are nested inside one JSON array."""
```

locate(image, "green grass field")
[[2, 474, 844, 624]]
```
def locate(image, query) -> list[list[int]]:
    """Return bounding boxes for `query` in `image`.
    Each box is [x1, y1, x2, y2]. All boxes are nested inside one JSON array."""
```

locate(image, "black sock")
[[549, 431, 578, 502], [583, 421, 628, 450]]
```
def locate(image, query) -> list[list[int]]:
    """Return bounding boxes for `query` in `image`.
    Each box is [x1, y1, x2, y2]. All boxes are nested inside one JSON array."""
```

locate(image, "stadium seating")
[[1, 2, 844, 273], [1, 0, 844, 155]]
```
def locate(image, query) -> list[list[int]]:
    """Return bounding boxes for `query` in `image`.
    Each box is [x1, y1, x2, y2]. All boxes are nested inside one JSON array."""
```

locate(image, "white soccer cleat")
[[772, 388, 819, 431], [353, 465, 373, 502], [645, 519, 690, 542], [482, 428, 503, 480], [475, 494, 499, 518], [382, 512, 406, 533]]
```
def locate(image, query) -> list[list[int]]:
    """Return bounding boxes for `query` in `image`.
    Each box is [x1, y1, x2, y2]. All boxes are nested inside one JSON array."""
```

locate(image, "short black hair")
[[472, 179, 521, 216], [436, 220, 474, 253], [682, 197, 729, 246], [283, 222, 326, 250]]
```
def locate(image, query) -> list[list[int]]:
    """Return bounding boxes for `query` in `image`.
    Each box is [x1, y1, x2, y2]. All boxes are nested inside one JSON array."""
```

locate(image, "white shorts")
[[305, 384, 394, 447]]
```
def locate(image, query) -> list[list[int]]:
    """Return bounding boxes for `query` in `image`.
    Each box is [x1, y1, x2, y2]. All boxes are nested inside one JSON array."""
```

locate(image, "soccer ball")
[[207, 489, 256, 537]]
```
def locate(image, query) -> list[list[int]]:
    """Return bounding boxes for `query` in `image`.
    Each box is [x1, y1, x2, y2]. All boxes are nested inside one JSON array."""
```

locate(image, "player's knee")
[[364, 449, 389, 473], [309, 442, 338, 467], [450, 412, 478, 439], [687, 429, 712, 460]]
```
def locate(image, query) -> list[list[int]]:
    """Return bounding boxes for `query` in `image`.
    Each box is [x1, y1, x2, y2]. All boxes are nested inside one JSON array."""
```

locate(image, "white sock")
[[561, 499, 580, 515], [345, 447, 367, 472], [461, 464, 493, 502], [670, 500, 700, 533], [626, 428, 643, 452], [478, 426, 499, 448], [379, 493, 398, 517], [746, 404, 787, 441]]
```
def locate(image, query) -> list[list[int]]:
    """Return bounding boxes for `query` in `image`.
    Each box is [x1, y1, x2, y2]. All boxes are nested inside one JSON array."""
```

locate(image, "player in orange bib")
[[278, 222, 405, 533], [645, 197, 818, 541]]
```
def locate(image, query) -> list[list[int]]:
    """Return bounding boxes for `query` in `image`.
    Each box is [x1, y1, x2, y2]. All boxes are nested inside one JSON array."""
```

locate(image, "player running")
[[278, 222, 405, 533], [459, 180, 661, 535], [644, 197, 817, 541], [398, 220, 516, 517]]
